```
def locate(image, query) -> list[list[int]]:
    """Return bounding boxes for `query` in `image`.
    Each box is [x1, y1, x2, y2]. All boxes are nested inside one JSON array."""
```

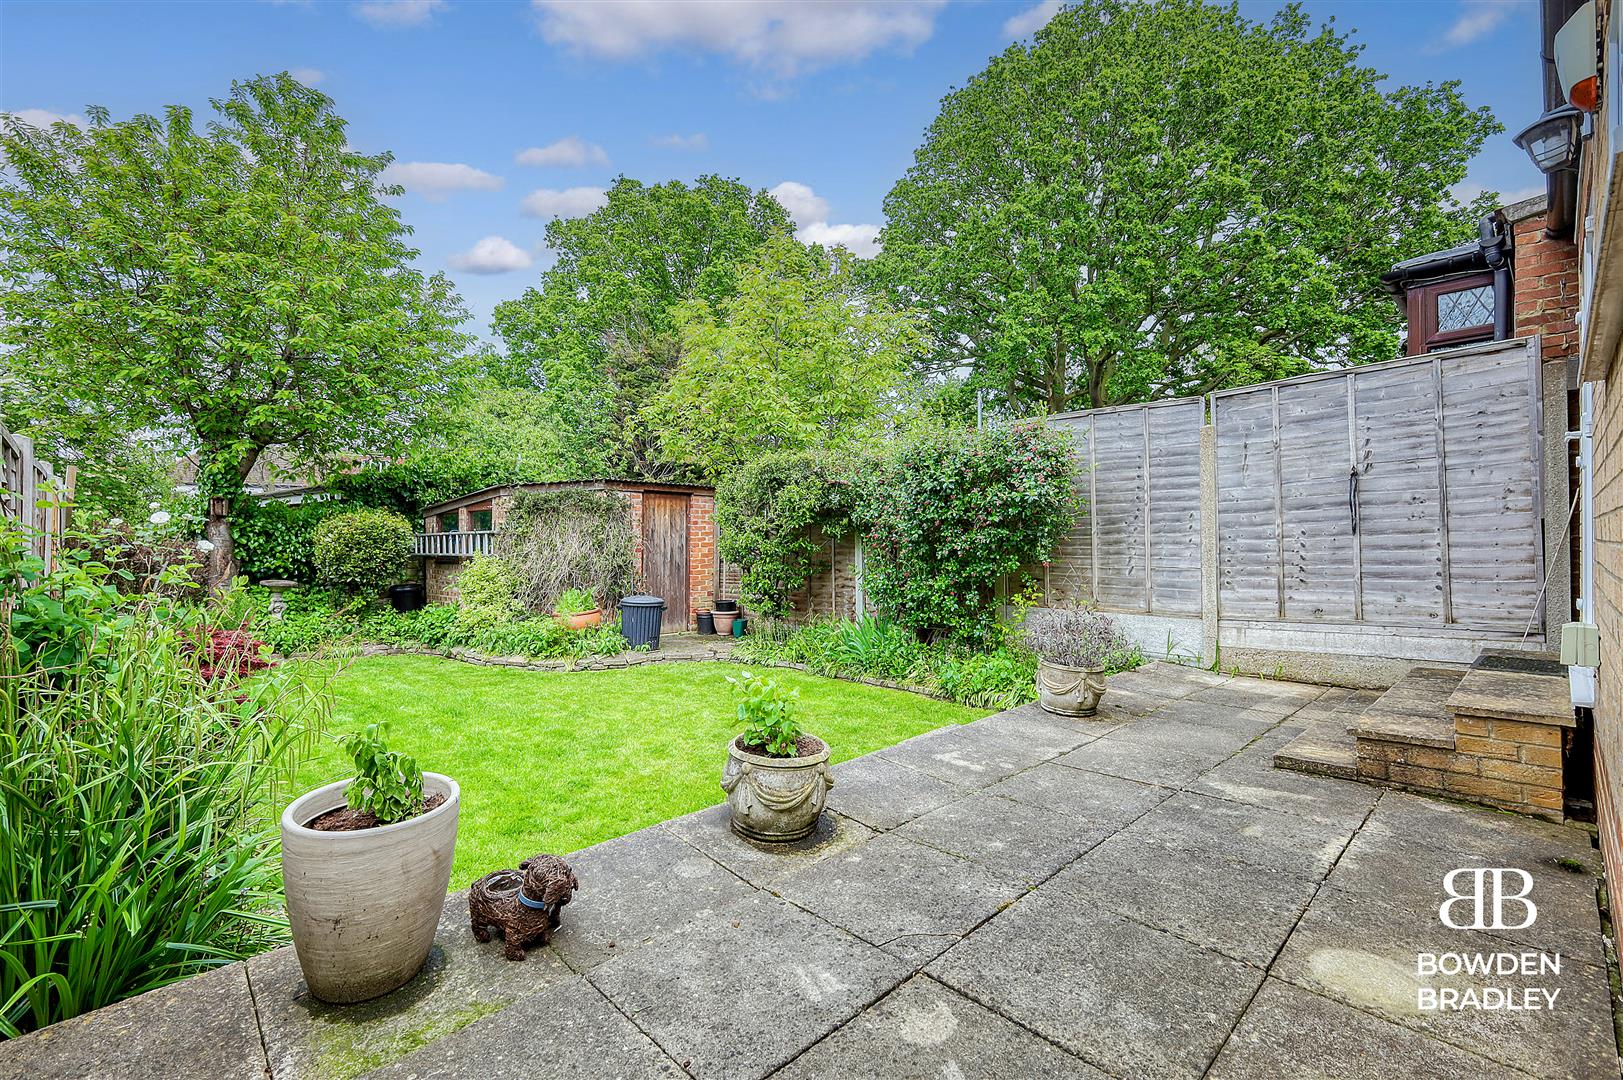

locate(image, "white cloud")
[[380, 161, 503, 200], [768, 181, 829, 229], [652, 132, 709, 151], [6, 108, 87, 129], [290, 67, 326, 85], [531, 0, 945, 78], [1440, 0, 1520, 48], [447, 235, 534, 274], [515, 136, 609, 167], [770, 180, 880, 258], [1003, 1, 1061, 38], [520, 186, 608, 218], [355, 0, 447, 28]]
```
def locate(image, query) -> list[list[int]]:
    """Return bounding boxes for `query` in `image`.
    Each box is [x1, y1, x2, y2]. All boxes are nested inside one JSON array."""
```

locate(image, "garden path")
[[3, 663, 1617, 1079]]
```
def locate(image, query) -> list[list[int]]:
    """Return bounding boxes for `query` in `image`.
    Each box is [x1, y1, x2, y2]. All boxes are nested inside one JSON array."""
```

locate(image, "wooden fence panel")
[[1214, 388, 1282, 618], [1278, 378, 1359, 621], [1045, 399, 1202, 615], [0, 424, 59, 566]]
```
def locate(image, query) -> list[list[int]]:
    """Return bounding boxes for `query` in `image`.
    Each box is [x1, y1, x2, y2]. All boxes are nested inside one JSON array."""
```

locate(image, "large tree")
[[648, 235, 922, 481], [491, 175, 793, 480], [0, 74, 470, 583], [874, 0, 1501, 415]]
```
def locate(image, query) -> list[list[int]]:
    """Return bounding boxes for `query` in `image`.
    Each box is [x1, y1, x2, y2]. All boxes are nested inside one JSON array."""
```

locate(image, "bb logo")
[[1439, 868, 1537, 930]]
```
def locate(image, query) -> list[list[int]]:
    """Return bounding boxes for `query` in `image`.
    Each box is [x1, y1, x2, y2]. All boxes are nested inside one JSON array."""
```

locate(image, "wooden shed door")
[[642, 493, 690, 629]]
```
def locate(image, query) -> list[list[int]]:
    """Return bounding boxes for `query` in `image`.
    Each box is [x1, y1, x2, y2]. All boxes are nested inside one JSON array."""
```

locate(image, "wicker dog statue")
[[468, 854, 579, 961]]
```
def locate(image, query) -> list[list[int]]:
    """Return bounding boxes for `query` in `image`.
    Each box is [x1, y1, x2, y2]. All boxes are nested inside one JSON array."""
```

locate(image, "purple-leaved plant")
[[1024, 605, 1140, 670]]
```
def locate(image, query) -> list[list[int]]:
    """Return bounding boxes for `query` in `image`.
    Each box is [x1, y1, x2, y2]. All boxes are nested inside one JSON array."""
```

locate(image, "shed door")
[[642, 493, 690, 629]]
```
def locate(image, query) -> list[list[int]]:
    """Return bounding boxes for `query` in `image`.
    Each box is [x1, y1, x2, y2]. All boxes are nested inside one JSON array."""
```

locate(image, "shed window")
[[1435, 285, 1494, 333], [1404, 271, 1497, 354], [469, 509, 493, 531], [438, 511, 460, 533]]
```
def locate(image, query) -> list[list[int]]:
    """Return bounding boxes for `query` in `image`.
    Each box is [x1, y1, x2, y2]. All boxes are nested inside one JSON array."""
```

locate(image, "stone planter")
[[1036, 660, 1107, 717], [721, 735, 833, 843], [280, 773, 460, 1004]]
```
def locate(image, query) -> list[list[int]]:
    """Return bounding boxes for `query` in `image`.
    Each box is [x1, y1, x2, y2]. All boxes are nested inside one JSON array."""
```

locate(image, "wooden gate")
[[641, 492, 690, 629], [1211, 339, 1543, 635], [1046, 398, 1204, 614]]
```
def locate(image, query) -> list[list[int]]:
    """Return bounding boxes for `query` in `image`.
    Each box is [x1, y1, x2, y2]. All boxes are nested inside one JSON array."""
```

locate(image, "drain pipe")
[[1480, 212, 1513, 340]]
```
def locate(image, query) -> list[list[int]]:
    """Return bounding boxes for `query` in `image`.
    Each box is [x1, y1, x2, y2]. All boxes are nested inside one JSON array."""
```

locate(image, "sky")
[[0, 0, 1549, 338]]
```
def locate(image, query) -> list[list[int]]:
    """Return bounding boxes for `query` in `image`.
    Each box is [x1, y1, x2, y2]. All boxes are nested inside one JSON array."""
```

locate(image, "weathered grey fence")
[[1046, 398, 1203, 615], [1210, 341, 1543, 634], [1, 423, 61, 566], [1044, 336, 1554, 677]]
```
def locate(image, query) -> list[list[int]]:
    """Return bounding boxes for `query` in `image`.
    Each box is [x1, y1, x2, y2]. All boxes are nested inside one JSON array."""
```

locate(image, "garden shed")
[[416, 480, 720, 629]]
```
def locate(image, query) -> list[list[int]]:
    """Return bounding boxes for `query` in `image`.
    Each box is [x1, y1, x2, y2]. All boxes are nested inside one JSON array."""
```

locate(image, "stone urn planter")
[[721, 735, 833, 842], [280, 773, 460, 1003], [1036, 659, 1107, 717]]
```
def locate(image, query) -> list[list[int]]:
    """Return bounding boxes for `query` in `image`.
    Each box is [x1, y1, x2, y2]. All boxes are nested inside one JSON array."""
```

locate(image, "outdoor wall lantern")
[[1513, 104, 1585, 174]]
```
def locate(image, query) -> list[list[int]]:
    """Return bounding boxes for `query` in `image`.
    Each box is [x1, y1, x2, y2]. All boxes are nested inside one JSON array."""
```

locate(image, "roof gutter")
[[1540, 0, 1584, 240]]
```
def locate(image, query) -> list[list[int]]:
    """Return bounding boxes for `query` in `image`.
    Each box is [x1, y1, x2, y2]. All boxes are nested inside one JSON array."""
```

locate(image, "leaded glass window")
[[1436, 286, 1493, 332]]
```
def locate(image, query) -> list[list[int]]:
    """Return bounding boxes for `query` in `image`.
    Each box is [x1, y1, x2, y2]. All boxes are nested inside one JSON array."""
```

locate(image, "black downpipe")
[[1480, 213, 1514, 339], [1540, 0, 1583, 239]]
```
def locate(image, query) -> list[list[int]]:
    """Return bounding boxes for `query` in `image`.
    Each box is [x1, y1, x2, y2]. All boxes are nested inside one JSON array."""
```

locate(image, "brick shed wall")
[[688, 493, 717, 619]]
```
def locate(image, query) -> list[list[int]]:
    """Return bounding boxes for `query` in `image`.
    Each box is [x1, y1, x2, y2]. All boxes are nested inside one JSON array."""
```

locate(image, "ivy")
[[857, 423, 1077, 643], [715, 451, 859, 618]]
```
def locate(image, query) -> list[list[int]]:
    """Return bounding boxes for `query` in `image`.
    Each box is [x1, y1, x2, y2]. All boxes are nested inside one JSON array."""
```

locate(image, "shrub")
[[555, 587, 596, 615], [311, 509, 413, 593], [454, 555, 523, 634], [715, 451, 859, 617], [341, 722, 425, 824], [1024, 606, 1141, 670], [0, 526, 327, 1037], [232, 498, 345, 582], [726, 671, 801, 755], [81, 519, 210, 598], [494, 488, 636, 614], [858, 422, 1077, 642]]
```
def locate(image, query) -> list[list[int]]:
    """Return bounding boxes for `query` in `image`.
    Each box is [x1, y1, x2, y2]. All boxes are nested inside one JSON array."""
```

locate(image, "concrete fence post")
[[1200, 424, 1219, 669]]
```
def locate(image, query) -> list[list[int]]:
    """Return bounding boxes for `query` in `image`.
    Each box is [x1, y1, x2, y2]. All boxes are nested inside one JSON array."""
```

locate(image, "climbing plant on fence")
[[494, 488, 636, 613], [858, 422, 1077, 643], [716, 451, 860, 618]]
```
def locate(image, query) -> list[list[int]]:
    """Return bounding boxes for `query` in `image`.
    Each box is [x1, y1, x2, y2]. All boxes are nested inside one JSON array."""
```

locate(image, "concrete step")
[[1352, 667, 1465, 749], [1273, 726, 1358, 780]]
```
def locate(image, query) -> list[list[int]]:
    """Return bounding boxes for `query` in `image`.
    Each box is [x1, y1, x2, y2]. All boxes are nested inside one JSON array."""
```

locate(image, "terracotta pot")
[[1036, 660, 1107, 717], [721, 735, 833, 843], [713, 612, 737, 635], [557, 608, 602, 630], [280, 773, 460, 1003]]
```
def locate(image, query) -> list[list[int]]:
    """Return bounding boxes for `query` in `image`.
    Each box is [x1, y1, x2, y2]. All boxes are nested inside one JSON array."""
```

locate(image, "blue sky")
[[1, 0, 1547, 337]]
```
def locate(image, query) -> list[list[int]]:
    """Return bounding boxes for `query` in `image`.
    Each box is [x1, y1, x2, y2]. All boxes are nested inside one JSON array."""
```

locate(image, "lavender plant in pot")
[[1024, 605, 1136, 717]]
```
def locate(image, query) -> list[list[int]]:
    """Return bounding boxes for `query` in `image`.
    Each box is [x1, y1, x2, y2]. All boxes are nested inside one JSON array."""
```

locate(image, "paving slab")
[[982, 760, 1169, 825], [890, 790, 1104, 884], [775, 832, 1026, 953], [969, 702, 1112, 750], [772, 975, 1104, 1080], [358, 976, 682, 1080], [1207, 977, 1526, 1080], [1112, 790, 1356, 879], [1106, 662, 1231, 699], [0, 962, 266, 1080], [928, 892, 1263, 1080], [1054, 735, 1222, 788], [1273, 884, 1620, 1079], [1185, 677, 1328, 719], [1101, 703, 1279, 756], [1191, 746, 1381, 827], [1322, 822, 1607, 968], [1363, 790, 1602, 872], [875, 722, 1070, 790], [588, 890, 908, 1080], [826, 753, 963, 831], [547, 822, 760, 970], [663, 803, 875, 889], [1056, 832, 1319, 966], [251, 895, 573, 1080]]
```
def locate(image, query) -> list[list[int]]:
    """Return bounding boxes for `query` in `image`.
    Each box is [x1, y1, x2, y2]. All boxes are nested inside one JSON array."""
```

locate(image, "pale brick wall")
[[1592, 367, 1623, 904]]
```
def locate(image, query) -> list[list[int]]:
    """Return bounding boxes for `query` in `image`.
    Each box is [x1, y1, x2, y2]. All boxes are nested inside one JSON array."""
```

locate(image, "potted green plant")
[[720, 671, 833, 842], [1024, 605, 1134, 717], [554, 587, 602, 630], [280, 723, 459, 1003]]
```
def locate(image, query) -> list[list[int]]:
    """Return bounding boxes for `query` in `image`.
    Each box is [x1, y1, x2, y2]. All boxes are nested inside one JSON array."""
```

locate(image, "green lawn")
[[291, 654, 986, 888]]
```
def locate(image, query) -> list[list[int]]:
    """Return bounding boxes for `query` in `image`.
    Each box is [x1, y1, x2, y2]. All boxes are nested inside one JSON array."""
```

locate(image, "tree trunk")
[[205, 497, 236, 589]]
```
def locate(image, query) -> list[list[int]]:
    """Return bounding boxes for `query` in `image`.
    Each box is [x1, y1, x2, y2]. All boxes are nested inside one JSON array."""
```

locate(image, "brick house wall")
[[1512, 206, 1582, 364]]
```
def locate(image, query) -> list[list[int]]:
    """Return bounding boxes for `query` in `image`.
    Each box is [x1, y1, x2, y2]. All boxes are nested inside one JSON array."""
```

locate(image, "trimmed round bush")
[[311, 509, 413, 593]]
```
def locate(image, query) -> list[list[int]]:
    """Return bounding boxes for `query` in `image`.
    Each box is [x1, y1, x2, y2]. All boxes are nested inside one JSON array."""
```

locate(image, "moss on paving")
[[293, 654, 986, 889]]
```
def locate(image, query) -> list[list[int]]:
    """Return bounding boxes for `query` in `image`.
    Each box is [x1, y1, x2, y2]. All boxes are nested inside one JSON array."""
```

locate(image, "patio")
[[2, 663, 1616, 1080]]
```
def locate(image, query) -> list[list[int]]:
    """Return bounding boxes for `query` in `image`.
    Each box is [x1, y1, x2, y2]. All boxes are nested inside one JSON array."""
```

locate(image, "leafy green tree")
[[875, 0, 1501, 414], [491, 176, 793, 479], [650, 235, 922, 481], [0, 74, 470, 584]]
